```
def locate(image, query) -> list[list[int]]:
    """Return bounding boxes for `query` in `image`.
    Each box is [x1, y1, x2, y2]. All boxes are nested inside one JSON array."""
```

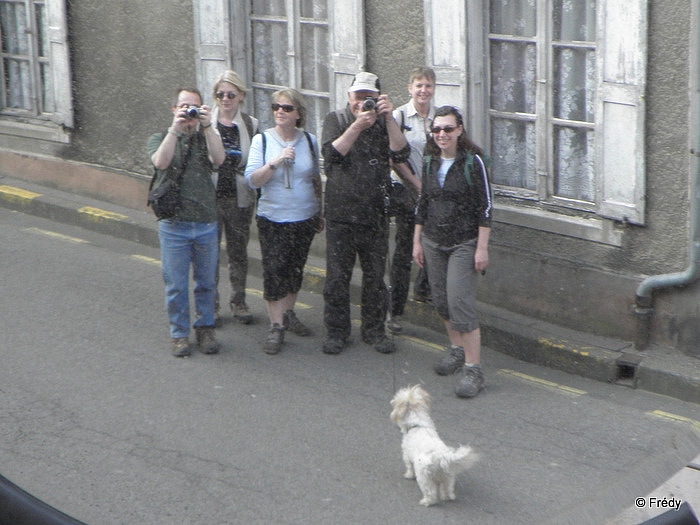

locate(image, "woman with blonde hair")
[[211, 70, 259, 325], [245, 88, 323, 354]]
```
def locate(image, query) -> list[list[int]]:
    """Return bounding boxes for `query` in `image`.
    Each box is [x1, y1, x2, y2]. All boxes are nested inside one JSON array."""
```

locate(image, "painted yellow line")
[[131, 255, 161, 266], [649, 410, 700, 432], [499, 369, 587, 396], [0, 185, 41, 201], [538, 337, 591, 357], [25, 227, 89, 244], [78, 206, 128, 221], [305, 265, 326, 276]]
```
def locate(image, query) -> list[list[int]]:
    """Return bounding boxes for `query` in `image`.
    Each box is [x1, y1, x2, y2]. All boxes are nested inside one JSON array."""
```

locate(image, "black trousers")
[[323, 218, 389, 343]]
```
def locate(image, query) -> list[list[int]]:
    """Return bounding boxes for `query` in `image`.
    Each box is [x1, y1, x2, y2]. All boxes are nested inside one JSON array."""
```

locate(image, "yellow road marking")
[[131, 255, 161, 266], [0, 185, 41, 201], [649, 410, 700, 432], [78, 206, 128, 221], [25, 227, 89, 244], [499, 369, 587, 396]]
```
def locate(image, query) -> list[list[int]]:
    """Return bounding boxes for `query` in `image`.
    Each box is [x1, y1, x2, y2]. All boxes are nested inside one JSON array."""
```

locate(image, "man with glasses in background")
[[320, 71, 410, 355]]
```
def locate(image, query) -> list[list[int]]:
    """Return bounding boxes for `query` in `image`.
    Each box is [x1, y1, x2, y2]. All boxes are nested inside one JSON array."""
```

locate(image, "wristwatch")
[[268, 162, 278, 170]]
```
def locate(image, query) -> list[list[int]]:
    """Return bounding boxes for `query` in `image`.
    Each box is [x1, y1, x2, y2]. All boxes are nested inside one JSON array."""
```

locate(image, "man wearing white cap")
[[321, 71, 410, 355]]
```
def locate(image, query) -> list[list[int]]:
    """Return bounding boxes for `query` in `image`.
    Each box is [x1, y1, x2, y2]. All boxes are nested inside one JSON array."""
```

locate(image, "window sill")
[[494, 202, 623, 247], [0, 117, 71, 144]]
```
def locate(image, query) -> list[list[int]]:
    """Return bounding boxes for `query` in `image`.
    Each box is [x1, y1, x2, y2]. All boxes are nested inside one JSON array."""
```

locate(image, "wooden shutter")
[[596, 0, 648, 224], [46, 0, 73, 127], [329, 0, 364, 110], [194, 0, 232, 107]]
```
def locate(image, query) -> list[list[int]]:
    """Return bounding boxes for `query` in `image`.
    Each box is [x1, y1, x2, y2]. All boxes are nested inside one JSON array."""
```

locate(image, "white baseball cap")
[[348, 71, 381, 93]]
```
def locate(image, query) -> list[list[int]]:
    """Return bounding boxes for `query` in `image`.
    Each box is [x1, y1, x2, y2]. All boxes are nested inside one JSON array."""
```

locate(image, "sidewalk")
[[1, 173, 700, 523]]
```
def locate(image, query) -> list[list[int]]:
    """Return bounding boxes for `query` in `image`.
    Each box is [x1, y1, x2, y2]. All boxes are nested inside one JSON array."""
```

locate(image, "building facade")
[[1, 0, 698, 354]]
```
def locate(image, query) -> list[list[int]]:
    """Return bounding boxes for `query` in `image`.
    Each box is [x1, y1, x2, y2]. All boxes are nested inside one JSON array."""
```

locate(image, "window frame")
[[0, 0, 72, 143], [426, 0, 647, 240]]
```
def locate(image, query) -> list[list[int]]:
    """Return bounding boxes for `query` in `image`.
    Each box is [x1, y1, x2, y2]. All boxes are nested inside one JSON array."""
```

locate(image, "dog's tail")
[[442, 445, 479, 475]]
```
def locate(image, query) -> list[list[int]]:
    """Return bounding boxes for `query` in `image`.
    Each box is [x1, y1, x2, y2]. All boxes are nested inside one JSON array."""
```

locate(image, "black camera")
[[184, 106, 201, 119], [362, 97, 378, 111]]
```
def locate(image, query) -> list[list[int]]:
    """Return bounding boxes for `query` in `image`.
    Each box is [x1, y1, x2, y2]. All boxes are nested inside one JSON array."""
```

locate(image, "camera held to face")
[[362, 97, 378, 111], [184, 106, 201, 119]]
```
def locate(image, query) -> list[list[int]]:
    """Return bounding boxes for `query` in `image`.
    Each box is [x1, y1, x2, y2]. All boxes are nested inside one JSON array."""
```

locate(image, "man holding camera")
[[147, 87, 225, 357], [321, 71, 410, 355]]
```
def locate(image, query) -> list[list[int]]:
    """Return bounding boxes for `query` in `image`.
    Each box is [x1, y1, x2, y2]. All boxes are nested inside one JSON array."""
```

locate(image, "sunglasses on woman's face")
[[215, 91, 237, 100], [431, 125, 458, 134], [272, 103, 296, 113]]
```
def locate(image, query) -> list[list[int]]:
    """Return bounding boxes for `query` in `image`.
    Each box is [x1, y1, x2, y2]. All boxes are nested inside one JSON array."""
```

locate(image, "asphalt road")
[[1, 207, 699, 525]]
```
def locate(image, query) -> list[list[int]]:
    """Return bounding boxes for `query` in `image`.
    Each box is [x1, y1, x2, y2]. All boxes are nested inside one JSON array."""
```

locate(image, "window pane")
[[1, 1, 29, 54], [3, 57, 31, 109], [490, 0, 536, 37], [40, 60, 53, 112], [300, 0, 327, 19], [300, 23, 328, 92], [35, 2, 47, 57], [491, 117, 537, 190], [553, 47, 595, 122], [554, 125, 595, 201], [553, 0, 595, 41], [251, 0, 285, 16], [251, 20, 289, 86], [490, 41, 536, 114]]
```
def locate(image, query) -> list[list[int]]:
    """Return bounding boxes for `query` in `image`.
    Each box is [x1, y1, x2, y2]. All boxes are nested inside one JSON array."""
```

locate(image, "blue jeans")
[[158, 220, 218, 338]]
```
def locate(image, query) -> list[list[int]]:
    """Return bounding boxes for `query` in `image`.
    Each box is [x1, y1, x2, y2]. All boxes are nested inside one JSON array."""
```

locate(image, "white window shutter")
[[596, 0, 648, 224], [424, 0, 467, 114], [193, 0, 231, 107], [329, 0, 365, 110], [46, 0, 73, 128]]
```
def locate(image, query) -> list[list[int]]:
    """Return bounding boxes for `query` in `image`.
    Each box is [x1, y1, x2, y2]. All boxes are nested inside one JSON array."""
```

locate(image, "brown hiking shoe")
[[195, 327, 220, 355], [172, 337, 191, 358], [232, 302, 253, 324], [283, 310, 311, 336]]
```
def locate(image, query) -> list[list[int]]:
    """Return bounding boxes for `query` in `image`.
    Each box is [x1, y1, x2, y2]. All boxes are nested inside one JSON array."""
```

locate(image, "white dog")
[[390, 385, 478, 506]]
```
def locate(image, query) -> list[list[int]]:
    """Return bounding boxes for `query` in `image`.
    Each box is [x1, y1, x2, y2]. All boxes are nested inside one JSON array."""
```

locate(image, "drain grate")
[[614, 353, 643, 388]]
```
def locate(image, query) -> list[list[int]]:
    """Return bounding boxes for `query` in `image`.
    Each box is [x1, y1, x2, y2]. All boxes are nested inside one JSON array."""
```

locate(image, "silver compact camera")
[[184, 106, 201, 119], [362, 97, 378, 111]]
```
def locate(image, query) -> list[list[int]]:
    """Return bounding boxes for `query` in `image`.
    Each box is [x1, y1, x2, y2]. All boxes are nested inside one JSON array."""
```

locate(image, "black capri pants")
[[256, 215, 317, 302]]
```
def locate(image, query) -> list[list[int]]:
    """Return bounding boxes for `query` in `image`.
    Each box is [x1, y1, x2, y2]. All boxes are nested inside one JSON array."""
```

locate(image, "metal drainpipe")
[[634, 9, 700, 349]]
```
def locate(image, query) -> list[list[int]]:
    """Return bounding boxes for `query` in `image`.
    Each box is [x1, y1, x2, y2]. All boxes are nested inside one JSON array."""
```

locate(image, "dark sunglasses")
[[272, 103, 296, 113], [431, 125, 458, 134], [215, 91, 237, 100]]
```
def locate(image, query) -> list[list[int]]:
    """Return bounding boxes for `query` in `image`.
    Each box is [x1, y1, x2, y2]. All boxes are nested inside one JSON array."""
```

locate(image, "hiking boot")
[[433, 345, 465, 376], [283, 310, 311, 336], [373, 335, 396, 354], [232, 302, 253, 324], [172, 337, 191, 358], [386, 315, 403, 334], [322, 337, 346, 355], [263, 323, 285, 354], [195, 327, 220, 354], [454, 364, 485, 398]]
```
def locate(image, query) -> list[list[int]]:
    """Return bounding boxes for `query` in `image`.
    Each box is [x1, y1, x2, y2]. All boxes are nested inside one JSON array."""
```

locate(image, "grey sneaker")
[[283, 310, 311, 336], [263, 323, 285, 354], [454, 364, 485, 398], [172, 337, 191, 358], [434, 345, 465, 376], [386, 315, 403, 334], [232, 302, 253, 324], [195, 327, 220, 354]]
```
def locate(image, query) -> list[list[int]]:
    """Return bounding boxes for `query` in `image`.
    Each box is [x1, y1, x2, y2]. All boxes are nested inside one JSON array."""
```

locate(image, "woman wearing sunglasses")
[[245, 88, 323, 354], [211, 71, 259, 325], [412, 106, 493, 398]]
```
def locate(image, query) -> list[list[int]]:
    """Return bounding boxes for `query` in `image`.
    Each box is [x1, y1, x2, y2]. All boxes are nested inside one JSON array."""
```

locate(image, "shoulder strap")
[[241, 112, 255, 138], [335, 109, 349, 133], [261, 131, 267, 160]]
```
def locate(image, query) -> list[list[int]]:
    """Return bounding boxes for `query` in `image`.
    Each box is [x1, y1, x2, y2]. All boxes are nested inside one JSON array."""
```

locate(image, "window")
[[489, 0, 596, 206], [0, 0, 72, 132], [194, 0, 365, 138], [427, 0, 647, 229]]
